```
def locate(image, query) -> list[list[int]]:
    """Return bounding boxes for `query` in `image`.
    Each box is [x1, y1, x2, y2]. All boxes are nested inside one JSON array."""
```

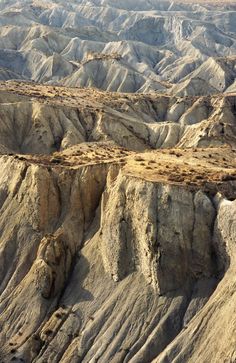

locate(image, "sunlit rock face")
[[0, 0, 235, 94], [0, 1, 235, 362]]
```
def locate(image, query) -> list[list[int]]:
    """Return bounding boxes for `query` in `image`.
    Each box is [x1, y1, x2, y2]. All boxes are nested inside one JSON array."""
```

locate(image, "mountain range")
[[0, 1, 236, 363], [0, 0, 235, 94]]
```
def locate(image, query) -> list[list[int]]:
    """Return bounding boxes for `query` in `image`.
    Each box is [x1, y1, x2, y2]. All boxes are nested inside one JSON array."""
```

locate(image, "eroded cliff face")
[[154, 197, 236, 363], [0, 155, 119, 362], [0, 143, 235, 363], [0, 82, 236, 155], [0, 81, 235, 363], [100, 173, 216, 293]]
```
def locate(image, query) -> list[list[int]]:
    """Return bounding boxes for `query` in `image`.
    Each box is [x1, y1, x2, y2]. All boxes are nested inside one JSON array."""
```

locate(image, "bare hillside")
[[0, 81, 235, 362], [0, 1, 235, 363]]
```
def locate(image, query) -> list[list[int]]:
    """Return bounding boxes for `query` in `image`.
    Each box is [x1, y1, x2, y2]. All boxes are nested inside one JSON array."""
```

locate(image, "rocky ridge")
[[0, 1, 235, 95], [0, 81, 236, 155], [0, 80, 235, 362]]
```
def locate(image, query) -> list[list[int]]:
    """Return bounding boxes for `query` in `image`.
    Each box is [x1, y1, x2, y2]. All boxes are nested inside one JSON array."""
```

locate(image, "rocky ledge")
[[0, 141, 235, 362]]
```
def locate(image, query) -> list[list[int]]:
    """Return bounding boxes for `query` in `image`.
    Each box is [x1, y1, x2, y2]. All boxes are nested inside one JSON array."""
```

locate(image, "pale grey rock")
[[153, 198, 236, 363], [100, 174, 216, 293], [0, 88, 235, 155], [0, 1, 234, 94], [0, 132, 234, 362], [0, 2, 234, 360]]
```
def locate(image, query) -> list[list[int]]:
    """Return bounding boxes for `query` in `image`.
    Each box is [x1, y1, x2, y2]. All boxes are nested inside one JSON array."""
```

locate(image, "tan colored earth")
[[0, 80, 234, 363]]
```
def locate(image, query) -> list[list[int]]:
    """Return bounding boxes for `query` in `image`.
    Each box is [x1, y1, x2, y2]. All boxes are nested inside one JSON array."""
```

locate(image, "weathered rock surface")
[[0, 82, 236, 155], [0, 136, 235, 362], [0, 2, 235, 356], [0, 1, 235, 94], [153, 197, 236, 363]]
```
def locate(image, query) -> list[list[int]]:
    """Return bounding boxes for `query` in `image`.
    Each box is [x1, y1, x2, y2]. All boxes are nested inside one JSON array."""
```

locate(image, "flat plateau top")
[[0, 81, 235, 110], [0, 80, 236, 198], [5, 143, 236, 198]]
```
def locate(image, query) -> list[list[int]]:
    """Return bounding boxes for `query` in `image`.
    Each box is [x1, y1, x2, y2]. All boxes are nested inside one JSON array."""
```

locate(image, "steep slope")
[[154, 196, 236, 363], [63, 57, 166, 93], [0, 1, 235, 94], [0, 144, 236, 362], [0, 80, 235, 362], [0, 1, 235, 362], [171, 57, 236, 96], [0, 81, 236, 155]]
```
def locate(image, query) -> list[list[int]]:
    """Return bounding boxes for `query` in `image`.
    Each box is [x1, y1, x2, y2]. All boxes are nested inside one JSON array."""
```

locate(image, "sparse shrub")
[[221, 174, 236, 181], [44, 329, 53, 336], [50, 158, 61, 164], [55, 313, 63, 319], [194, 175, 204, 180], [167, 174, 184, 182]]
